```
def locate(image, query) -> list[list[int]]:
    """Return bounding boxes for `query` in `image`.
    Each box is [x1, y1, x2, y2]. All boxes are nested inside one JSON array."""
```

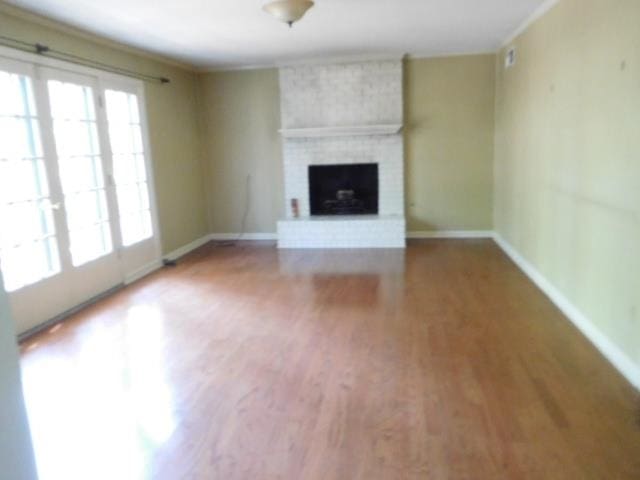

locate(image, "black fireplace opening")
[[309, 163, 378, 216]]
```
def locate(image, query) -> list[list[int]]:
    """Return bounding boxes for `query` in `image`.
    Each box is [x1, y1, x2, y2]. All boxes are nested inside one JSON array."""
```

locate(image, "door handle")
[[44, 201, 61, 210]]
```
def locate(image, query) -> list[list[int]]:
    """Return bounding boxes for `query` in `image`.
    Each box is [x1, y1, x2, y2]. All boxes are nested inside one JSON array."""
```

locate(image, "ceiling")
[[6, 0, 547, 69]]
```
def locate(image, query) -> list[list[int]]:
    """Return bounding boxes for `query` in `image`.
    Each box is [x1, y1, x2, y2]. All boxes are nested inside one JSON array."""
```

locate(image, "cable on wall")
[[218, 174, 252, 248], [0, 34, 171, 84]]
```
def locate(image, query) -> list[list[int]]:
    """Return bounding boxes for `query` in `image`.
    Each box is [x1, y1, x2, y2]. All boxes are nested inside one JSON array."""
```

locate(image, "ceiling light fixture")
[[263, 0, 315, 27]]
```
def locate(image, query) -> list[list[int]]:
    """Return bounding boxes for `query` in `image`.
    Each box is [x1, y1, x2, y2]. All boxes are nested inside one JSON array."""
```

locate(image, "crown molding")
[[198, 52, 407, 73], [0, 2, 197, 72], [198, 49, 501, 74], [196, 62, 277, 74], [407, 48, 497, 61], [501, 0, 561, 47]]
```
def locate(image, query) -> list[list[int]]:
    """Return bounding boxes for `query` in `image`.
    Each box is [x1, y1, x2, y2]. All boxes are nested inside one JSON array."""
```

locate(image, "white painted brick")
[[278, 217, 406, 249], [278, 60, 405, 248], [279, 60, 403, 129]]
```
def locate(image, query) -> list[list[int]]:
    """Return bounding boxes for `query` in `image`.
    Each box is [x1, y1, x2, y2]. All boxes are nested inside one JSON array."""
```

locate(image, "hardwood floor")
[[20, 240, 640, 479]]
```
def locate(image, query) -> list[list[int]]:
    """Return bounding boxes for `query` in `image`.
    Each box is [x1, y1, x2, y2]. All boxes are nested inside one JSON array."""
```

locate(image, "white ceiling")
[[6, 0, 547, 69]]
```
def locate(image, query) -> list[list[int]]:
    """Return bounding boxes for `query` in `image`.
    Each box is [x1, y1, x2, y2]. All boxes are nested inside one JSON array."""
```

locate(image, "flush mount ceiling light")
[[263, 0, 315, 27]]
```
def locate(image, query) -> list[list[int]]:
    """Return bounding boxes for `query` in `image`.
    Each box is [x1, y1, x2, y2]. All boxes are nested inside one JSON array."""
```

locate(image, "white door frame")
[[0, 46, 162, 265], [0, 46, 163, 334]]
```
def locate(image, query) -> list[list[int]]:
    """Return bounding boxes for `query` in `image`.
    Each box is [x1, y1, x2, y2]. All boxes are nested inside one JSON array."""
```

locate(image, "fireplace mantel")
[[279, 124, 402, 138]]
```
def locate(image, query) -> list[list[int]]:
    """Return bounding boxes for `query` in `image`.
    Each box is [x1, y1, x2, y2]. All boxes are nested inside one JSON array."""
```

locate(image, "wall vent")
[[505, 47, 517, 69]]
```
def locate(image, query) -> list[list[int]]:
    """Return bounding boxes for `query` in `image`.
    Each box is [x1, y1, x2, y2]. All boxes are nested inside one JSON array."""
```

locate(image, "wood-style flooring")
[[20, 240, 640, 479]]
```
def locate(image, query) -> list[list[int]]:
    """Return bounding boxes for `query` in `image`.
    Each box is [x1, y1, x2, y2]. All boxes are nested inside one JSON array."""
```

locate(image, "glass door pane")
[[0, 70, 60, 291], [104, 90, 153, 247], [2, 62, 153, 334], [48, 80, 113, 266]]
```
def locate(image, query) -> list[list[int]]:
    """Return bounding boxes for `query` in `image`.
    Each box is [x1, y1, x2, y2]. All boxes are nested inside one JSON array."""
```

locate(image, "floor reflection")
[[21, 304, 175, 480], [278, 248, 406, 309], [277, 248, 406, 276]]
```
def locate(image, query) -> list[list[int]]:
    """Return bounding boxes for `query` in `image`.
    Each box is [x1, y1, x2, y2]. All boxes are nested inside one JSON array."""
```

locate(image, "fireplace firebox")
[[309, 164, 378, 216]]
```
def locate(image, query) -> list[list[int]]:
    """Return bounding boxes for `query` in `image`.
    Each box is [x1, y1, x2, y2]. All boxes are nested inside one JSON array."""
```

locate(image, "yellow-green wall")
[[198, 69, 284, 234], [405, 55, 495, 232], [494, 0, 640, 368], [0, 5, 208, 255], [198, 56, 496, 234]]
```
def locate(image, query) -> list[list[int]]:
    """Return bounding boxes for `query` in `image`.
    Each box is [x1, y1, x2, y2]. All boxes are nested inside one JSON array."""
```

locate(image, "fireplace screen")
[[308, 164, 378, 216]]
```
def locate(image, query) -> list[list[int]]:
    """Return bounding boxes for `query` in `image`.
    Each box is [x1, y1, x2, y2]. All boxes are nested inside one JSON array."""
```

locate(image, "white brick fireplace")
[[277, 60, 406, 249]]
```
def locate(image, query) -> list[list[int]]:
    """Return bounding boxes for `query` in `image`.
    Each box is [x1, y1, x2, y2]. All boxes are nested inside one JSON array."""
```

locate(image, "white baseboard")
[[124, 235, 213, 285], [209, 231, 493, 241], [209, 233, 278, 241], [164, 235, 212, 261], [493, 233, 640, 391], [407, 230, 494, 239], [124, 260, 162, 285]]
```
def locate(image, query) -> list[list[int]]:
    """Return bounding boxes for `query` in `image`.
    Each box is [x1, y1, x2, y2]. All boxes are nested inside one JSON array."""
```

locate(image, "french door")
[[0, 56, 160, 334]]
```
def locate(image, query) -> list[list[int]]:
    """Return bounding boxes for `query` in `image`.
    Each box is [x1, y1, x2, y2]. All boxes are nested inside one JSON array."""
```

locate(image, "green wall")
[[405, 55, 495, 232], [198, 69, 284, 234], [494, 0, 640, 372]]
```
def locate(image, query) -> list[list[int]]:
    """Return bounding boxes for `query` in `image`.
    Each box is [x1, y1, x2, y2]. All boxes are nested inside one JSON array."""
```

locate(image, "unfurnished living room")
[[0, 0, 639, 479]]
